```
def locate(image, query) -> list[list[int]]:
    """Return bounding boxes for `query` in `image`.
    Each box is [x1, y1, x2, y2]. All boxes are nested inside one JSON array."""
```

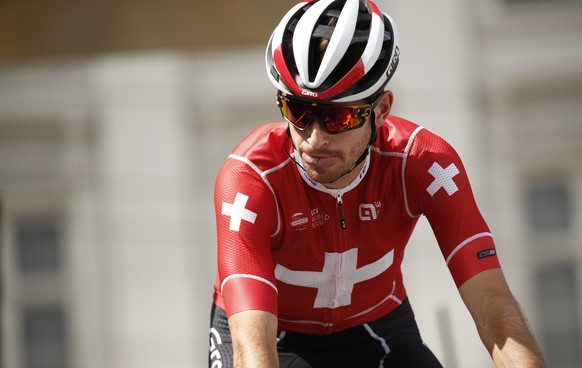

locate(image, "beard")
[[298, 129, 371, 185]]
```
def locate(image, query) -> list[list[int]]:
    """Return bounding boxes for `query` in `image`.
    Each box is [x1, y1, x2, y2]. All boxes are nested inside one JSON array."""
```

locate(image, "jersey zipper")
[[330, 190, 348, 332], [336, 191, 347, 230]]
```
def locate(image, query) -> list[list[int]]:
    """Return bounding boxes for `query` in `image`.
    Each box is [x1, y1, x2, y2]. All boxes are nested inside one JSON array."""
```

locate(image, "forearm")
[[460, 270, 546, 367], [229, 310, 279, 368], [477, 293, 545, 367], [232, 332, 278, 368]]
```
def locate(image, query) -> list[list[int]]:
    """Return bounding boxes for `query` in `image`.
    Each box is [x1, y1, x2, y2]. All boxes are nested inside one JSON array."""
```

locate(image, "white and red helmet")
[[266, 0, 400, 103]]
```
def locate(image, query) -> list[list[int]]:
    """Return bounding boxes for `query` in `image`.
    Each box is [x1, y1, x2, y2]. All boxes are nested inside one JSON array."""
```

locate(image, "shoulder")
[[215, 122, 293, 191], [229, 122, 291, 171], [375, 115, 423, 153], [376, 116, 454, 157]]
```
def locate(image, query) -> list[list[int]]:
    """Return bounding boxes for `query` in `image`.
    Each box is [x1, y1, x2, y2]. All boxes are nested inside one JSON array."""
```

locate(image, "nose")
[[305, 117, 330, 149]]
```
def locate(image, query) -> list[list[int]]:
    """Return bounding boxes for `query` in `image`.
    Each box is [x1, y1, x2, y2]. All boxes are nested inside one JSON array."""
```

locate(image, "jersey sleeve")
[[404, 129, 501, 287], [214, 156, 279, 317]]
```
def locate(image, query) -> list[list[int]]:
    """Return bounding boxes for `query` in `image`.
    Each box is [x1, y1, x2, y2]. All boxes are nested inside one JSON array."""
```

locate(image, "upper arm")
[[215, 158, 280, 317], [405, 129, 501, 287]]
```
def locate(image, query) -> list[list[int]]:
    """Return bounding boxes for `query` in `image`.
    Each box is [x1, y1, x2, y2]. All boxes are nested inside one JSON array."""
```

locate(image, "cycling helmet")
[[266, 0, 400, 103]]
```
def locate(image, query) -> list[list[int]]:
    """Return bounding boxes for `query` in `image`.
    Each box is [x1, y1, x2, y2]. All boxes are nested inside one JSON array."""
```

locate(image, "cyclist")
[[209, 0, 546, 367]]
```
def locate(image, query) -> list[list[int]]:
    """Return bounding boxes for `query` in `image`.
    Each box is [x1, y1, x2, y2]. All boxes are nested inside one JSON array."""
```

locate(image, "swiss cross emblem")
[[426, 162, 460, 197], [221, 192, 257, 231], [275, 248, 394, 309]]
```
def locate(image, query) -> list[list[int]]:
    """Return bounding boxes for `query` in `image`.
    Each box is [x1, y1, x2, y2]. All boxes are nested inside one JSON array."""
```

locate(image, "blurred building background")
[[1, 0, 581, 367]]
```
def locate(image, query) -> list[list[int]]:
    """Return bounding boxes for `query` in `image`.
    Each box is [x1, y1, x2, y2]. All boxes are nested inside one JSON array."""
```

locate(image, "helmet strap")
[[345, 116, 378, 174]]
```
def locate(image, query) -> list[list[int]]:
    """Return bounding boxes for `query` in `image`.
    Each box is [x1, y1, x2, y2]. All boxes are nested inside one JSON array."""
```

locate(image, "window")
[[525, 179, 572, 233], [536, 263, 581, 368], [13, 216, 70, 368], [21, 305, 69, 368], [16, 219, 62, 275]]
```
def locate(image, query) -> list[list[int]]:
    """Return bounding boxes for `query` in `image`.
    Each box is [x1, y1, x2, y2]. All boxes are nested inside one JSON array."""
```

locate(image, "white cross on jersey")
[[221, 192, 257, 231], [275, 248, 394, 309], [427, 162, 460, 196]]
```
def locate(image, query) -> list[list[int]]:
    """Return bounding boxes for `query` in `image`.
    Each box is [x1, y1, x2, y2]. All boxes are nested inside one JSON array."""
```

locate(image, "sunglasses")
[[276, 91, 379, 134]]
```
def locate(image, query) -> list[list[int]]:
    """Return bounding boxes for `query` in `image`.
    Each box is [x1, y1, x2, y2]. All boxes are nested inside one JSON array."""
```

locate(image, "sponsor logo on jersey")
[[359, 202, 381, 221], [300, 168, 319, 188], [291, 212, 309, 230], [311, 208, 330, 229], [477, 248, 497, 260], [290, 209, 331, 230]]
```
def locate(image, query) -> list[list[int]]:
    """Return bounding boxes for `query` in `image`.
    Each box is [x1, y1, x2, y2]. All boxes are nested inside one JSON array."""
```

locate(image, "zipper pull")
[[337, 193, 347, 230]]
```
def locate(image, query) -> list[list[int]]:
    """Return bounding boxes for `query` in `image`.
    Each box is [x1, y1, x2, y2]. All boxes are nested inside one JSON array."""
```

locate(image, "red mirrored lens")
[[318, 106, 364, 133], [278, 94, 370, 134], [283, 100, 313, 129]]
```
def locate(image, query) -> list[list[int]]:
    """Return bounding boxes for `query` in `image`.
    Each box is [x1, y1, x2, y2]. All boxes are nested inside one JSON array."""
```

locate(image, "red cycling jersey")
[[213, 116, 500, 335]]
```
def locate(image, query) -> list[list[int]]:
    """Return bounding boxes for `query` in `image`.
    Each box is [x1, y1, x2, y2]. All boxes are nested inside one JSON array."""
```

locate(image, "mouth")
[[300, 152, 339, 169]]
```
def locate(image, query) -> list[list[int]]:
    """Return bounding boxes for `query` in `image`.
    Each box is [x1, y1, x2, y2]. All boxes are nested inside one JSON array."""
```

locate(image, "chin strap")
[[345, 123, 377, 174], [284, 126, 307, 172]]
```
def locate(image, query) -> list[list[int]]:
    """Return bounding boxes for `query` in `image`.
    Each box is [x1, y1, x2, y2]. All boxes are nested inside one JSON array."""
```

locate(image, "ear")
[[374, 91, 394, 128]]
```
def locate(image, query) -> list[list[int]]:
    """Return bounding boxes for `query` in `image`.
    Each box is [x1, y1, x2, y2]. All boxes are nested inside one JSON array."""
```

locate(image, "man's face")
[[280, 91, 393, 189], [288, 114, 373, 189]]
